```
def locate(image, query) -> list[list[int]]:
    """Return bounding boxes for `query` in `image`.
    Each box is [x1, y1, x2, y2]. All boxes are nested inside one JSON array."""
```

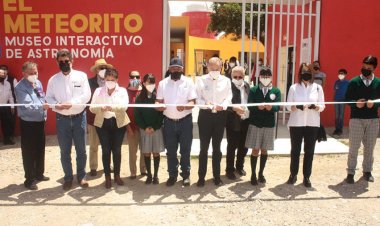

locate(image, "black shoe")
[[258, 174, 266, 183], [226, 172, 236, 180], [90, 170, 97, 176], [236, 169, 247, 176], [287, 175, 297, 184], [346, 174, 355, 184], [24, 180, 38, 190], [303, 178, 312, 188], [183, 178, 190, 186], [332, 130, 339, 135], [251, 175, 258, 186], [141, 172, 148, 177], [363, 172, 374, 182], [213, 177, 223, 186], [153, 177, 159, 184], [166, 177, 177, 186], [36, 176, 50, 181], [197, 178, 205, 187], [145, 175, 152, 184]]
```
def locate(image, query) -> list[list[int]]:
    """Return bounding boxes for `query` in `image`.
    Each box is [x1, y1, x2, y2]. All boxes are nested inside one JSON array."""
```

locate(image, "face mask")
[[361, 68, 372, 77], [0, 77, 5, 82], [229, 62, 235, 68], [129, 79, 141, 88], [314, 66, 320, 71], [59, 61, 71, 73], [209, 71, 220, 80], [338, 74, 345, 80], [171, 72, 182, 80], [260, 77, 272, 87], [232, 79, 243, 87], [146, 84, 155, 93], [98, 69, 106, 79], [106, 81, 116, 89], [27, 74, 38, 83], [301, 72, 312, 81]]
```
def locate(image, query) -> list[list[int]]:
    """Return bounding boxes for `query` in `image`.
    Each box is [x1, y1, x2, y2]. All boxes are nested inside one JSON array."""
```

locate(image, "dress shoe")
[[24, 180, 38, 190], [346, 174, 355, 184], [141, 172, 148, 177], [213, 177, 223, 186], [145, 175, 152, 184], [79, 179, 89, 188], [226, 172, 236, 180], [303, 178, 312, 188], [251, 175, 258, 186], [153, 177, 159, 184], [63, 180, 73, 191], [183, 178, 190, 186], [363, 172, 374, 182], [129, 175, 137, 180], [90, 170, 97, 176], [197, 178, 205, 187], [36, 176, 50, 181], [258, 174, 266, 183], [114, 175, 124, 185], [236, 169, 247, 176], [166, 177, 177, 186], [286, 175, 297, 184], [105, 176, 112, 189]]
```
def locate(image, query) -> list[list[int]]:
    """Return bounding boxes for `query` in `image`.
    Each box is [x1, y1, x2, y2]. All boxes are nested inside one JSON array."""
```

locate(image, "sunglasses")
[[58, 60, 70, 64], [130, 75, 140, 79], [232, 76, 243, 79]]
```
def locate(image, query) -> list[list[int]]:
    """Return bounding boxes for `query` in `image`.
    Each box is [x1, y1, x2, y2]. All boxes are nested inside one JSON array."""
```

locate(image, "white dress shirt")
[[287, 82, 325, 127], [156, 75, 197, 119], [360, 74, 374, 86], [0, 80, 14, 108], [91, 84, 129, 119], [196, 74, 232, 110], [46, 69, 91, 115]]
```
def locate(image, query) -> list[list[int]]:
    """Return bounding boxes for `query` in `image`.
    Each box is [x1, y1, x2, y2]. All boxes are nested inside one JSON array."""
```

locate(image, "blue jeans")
[[334, 102, 345, 131], [163, 114, 193, 179], [96, 118, 126, 176], [56, 112, 87, 182]]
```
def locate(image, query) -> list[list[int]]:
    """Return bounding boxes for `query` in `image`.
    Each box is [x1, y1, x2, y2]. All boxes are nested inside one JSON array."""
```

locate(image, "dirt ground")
[[1, 129, 380, 226]]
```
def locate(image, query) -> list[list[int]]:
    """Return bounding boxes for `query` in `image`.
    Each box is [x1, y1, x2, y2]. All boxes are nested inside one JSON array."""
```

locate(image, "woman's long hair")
[[139, 73, 156, 102]]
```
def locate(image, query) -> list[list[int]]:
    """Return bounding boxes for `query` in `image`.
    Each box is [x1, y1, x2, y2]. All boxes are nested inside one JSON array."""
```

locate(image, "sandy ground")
[[1, 129, 380, 226]]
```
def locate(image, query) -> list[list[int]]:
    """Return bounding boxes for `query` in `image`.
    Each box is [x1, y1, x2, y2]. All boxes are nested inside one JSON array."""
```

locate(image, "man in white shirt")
[[156, 58, 197, 187], [195, 57, 233, 187], [0, 68, 15, 145], [46, 49, 91, 191]]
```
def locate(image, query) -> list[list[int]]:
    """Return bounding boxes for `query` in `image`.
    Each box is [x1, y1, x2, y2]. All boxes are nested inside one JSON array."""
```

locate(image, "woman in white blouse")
[[286, 63, 325, 188], [90, 68, 130, 189]]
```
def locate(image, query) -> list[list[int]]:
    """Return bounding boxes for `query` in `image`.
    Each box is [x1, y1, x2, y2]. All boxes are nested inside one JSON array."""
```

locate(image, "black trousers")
[[289, 126, 319, 178], [20, 120, 46, 184], [226, 120, 249, 173], [198, 109, 227, 179], [0, 107, 12, 140]]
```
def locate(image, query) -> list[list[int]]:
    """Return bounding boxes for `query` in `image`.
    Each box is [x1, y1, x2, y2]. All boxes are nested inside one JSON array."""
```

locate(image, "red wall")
[[0, 0, 163, 135]]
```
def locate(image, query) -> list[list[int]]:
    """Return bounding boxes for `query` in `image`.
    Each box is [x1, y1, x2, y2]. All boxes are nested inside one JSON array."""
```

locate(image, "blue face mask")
[[129, 79, 140, 88]]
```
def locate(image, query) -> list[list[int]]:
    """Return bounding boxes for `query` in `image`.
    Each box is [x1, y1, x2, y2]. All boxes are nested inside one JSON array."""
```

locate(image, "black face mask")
[[301, 72, 312, 81], [314, 66, 320, 71], [0, 77, 4, 82], [361, 68, 372, 77], [171, 72, 182, 80], [59, 61, 71, 73]]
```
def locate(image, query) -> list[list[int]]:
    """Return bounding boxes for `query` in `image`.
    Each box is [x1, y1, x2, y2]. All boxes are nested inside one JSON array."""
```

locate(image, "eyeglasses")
[[58, 60, 70, 64], [232, 76, 243, 79], [130, 75, 140, 79]]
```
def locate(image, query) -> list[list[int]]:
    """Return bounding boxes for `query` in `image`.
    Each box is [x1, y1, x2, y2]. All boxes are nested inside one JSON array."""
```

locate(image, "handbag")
[[317, 124, 327, 142]]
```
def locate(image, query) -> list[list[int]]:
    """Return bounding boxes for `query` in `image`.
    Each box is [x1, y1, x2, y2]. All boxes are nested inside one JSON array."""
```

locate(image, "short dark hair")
[[363, 55, 378, 68], [259, 67, 272, 76], [105, 68, 118, 79], [0, 65, 8, 70], [56, 49, 73, 61], [298, 63, 313, 83], [229, 56, 237, 62], [338, 68, 347, 74]]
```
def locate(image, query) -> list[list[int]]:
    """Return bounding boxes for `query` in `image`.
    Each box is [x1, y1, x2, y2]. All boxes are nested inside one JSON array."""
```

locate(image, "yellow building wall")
[[186, 36, 265, 76]]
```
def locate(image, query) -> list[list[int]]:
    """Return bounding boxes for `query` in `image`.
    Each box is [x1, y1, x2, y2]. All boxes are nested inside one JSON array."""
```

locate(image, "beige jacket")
[[89, 85, 130, 128]]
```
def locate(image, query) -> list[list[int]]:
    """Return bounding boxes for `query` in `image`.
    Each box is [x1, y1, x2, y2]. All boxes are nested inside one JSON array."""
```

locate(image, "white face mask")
[[229, 62, 235, 68], [260, 77, 272, 87], [146, 84, 155, 93], [232, 79, 243, 87], [338, 74, 345, 80], [105, 81, 116, 89], [27, 74, 38, 83], [98, 69, 106, 79], [209, 71, 220, 80]]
